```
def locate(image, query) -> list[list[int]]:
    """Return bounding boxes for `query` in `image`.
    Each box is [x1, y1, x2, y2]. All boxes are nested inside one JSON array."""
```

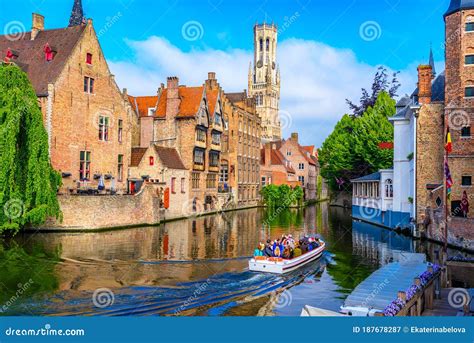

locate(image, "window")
[[385, 179, 393, 198], [259, 38, 263, 52], [86, 53, 93, 65], [118, 155, 123, 182], [79, 151, 91, 181], [298, 176, 305, 186], [196, 129, 206, 143], [171, 177, 176, 194], [466, 55, 474, 65], [149, 156, 154, 166], [44, 44, 55, 62], [194, 149, 205, 165], [286, 150, 292, 156], [298, 163, 305, 170], [206, 173, 217, 189], [84, 76, 94, 93], [266, 38, 270, 51], [461, 126, 471, 137], [465, 87, 474, 97], [98, 116, 109, 141], [118, 119, 123, 143], [181, 178, 186, 193], [261, 176, 267, 187], [212, 132, 221, 145], [209, 151, 220, 167], [214, 113, 222, 126], [462, 176, 472, 186], [192, 172, 200, 189], [466, 22, 474, 32], [220, 164, 229, 182]]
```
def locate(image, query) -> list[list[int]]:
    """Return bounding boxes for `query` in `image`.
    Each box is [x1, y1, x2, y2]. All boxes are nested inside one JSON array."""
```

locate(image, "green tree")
[[0, 65, 61, 232], [319, 91, 395, 191]]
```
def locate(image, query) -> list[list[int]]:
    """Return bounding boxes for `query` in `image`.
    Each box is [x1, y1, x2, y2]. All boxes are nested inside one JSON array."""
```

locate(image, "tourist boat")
[[249, 241, 325, 274]]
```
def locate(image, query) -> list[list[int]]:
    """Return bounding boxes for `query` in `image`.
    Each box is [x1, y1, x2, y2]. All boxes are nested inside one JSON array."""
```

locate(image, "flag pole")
[[444, 116, 449, 253]]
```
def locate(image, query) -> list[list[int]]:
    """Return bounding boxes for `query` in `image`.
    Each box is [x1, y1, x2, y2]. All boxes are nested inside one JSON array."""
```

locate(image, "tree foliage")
[[346, 67, 400, 117], [318, 91, 395, 191], [0, 64, 61, 233], [260, 184, 304, 210]]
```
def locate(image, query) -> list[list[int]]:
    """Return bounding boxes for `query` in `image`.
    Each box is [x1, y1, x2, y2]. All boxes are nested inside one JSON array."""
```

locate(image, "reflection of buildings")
[[351, 221, 415, 266]]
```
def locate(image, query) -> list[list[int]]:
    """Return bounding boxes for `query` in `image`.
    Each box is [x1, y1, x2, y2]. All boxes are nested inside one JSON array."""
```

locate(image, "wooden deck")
[[422, 289, 466, 316]]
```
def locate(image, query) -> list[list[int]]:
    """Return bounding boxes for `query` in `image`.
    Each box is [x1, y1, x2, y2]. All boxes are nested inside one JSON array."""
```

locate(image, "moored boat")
[[249, 241, 325, 274]]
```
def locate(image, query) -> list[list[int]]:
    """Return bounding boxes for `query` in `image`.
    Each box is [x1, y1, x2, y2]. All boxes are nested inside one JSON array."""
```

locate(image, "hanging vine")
[[0, 64, 61, 233]]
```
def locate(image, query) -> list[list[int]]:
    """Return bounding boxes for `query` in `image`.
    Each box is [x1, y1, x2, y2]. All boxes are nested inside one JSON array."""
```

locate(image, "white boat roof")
[[342, 253, 428, 311]]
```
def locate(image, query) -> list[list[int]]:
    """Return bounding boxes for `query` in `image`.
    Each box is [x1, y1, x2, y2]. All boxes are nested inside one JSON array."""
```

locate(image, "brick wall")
[[45, 21, 132, 194]]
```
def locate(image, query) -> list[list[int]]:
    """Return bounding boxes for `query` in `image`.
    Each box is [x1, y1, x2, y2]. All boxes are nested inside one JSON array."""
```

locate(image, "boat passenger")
[[264, 240, 273, 257], [293, 243, 302, 258], [300, 239, 308, 254], [273, 239, 283, 257], [282, 245, 291, 260]]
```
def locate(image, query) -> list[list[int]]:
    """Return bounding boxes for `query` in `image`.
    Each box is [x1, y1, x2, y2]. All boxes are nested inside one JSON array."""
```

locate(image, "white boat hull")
[[248, 242, 325, 274]]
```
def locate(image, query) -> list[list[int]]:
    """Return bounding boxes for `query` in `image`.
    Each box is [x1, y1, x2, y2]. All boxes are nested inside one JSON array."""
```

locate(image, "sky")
[[0, 0, 451, 147]]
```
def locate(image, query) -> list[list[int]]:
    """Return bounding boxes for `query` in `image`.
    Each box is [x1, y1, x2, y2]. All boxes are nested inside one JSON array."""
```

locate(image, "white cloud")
[[109, 36, 430, 147]]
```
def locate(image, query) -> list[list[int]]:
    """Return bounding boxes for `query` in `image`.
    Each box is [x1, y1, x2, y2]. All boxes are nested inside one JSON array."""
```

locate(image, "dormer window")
[[147, 108, 155, 117], [44, 44, 56, 62], [6, 49, 19, 60], [149, 156, 154, 166], [86, 53, 93, 65]]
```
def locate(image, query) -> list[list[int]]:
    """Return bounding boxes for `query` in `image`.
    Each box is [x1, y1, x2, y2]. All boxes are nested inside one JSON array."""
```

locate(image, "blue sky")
[[0, 0, 452, 146]]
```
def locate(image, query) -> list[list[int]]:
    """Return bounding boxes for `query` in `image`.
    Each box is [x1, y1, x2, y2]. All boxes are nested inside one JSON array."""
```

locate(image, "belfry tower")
[[248, 23, 281, 142], [68, 0, 85, 27]]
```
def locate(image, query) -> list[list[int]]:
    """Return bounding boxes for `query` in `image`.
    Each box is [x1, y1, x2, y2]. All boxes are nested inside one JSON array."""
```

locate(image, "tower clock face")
[[257, 60, 263, 68]]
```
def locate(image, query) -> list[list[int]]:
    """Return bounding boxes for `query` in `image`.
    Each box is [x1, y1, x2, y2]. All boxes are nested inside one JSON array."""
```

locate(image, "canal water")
[[0, 204, 470, 316]]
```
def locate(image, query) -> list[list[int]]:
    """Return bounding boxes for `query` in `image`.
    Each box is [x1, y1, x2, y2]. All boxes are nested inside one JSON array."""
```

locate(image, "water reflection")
[[0, 203, 463, 316]]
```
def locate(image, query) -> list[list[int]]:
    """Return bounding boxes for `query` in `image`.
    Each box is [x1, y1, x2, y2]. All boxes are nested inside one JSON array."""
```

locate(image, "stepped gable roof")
[[128, 96, 158, 117], [206, 88, 219, 117], [153, 146, 187, 170], [155, 86, 205, 118], [0, 25, 86, 96], [226, 92, 246, 104], [130, 148, 147, 167], [445, 0, 474, 16]]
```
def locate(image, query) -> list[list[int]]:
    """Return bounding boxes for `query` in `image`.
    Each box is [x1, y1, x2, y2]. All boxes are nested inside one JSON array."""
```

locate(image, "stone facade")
[[278, 133, 318, 200], [248, 23, 281, 142], [224, 92, 262, 205], [445, 8, 474, 220]]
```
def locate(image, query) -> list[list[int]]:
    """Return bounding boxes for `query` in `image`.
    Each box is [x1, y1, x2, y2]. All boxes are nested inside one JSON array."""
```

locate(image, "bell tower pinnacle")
[[248, 23, 281, 142], [68, 0, 85, 27]]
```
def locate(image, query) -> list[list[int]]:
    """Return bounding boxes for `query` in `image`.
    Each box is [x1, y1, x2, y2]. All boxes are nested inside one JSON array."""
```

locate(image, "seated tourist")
[[273, 239, 283, 257], [293, 243, 302, 258], [264, 240, 274, 257], [282, 245, 291, 260]]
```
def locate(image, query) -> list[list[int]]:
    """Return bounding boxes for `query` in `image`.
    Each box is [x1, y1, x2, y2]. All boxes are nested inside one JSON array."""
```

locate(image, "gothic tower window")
[[259, 38, 263, 52], [266, 38, 270, 51]]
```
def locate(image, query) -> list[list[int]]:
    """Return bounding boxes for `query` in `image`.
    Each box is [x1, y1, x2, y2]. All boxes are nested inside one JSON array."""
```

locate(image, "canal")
[[0, 204, 470, 316]]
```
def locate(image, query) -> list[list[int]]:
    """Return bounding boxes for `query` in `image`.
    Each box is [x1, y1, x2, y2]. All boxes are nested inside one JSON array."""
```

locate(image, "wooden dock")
[[423, 288, 471, 316]]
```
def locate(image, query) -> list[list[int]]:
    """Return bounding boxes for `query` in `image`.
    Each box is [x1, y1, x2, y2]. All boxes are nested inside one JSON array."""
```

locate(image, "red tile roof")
[[0, 25, 86, 95], [261, 148, 295, 174], [128, 96, 158, 117], [154, 87, 205, 119], [298, 146, 317, 166], [207, 89, 219, 118]]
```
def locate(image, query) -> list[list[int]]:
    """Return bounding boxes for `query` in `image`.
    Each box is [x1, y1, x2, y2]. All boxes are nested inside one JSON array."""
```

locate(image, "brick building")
[[278, 133, 318, 200], [0, 4, 134, 194], [132, 73, 225, 211], [260, 143, 298, 187], [224, 91, 262, 206]]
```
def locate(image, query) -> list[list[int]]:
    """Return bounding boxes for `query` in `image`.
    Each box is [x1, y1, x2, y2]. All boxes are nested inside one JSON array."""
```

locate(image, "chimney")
[[291, 132, 299, 143], [31, 13, 44, 40], [264, 143, 272, 166], [166, 77, 180, 118], [206, 72, 217, 89], [417, 65, 432, 105]]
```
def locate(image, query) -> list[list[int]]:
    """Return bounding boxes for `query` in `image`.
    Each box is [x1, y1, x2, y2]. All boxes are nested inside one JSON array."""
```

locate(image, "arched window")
[[385, 179, 393, 198], [266, 38, 270, 51], [259, 38, 263, 52]]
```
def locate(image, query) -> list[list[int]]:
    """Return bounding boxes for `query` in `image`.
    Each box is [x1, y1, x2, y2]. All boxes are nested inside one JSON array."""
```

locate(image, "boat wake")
[[15, 254, 330, 316]]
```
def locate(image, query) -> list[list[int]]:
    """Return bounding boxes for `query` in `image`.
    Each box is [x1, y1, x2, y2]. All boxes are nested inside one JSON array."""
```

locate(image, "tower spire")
[[429, 43, 436, 78], [69, 0, 85, 27]]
